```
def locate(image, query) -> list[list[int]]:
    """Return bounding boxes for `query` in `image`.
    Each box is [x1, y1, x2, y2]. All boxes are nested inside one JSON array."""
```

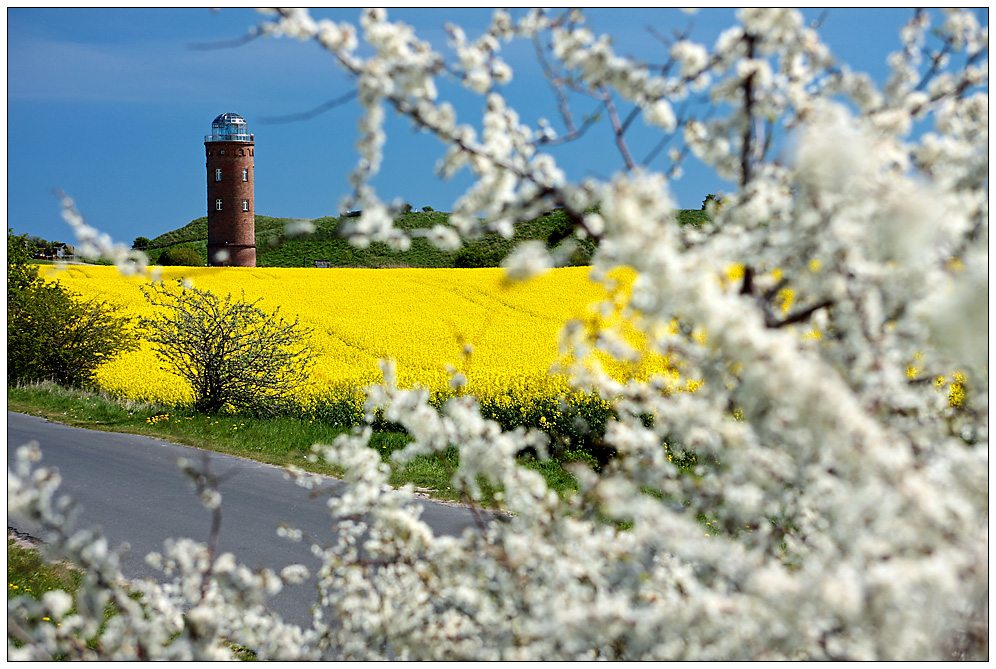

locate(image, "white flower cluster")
[[57, 193, 154, 278], [446, 12, 514, 95], [13, 8, 988, 661]]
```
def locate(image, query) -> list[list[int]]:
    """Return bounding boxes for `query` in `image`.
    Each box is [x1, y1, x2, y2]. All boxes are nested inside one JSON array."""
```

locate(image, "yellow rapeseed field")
[[39, 265, 677, 408]]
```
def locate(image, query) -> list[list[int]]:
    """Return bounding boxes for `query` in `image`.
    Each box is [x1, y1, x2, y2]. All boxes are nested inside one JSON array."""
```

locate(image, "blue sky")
[[6, 8, 987, 246]]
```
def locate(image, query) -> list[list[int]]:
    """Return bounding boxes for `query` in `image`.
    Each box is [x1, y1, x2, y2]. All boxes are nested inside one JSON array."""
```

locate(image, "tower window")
[[242, 168, 248, 182], [216, 199, 223, 211], [242, 200, 249, 211], [215, 168, 222, 182]]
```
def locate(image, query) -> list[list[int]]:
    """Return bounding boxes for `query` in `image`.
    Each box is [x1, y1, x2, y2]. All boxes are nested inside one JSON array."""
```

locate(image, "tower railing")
[[205, 133, 253, 142]]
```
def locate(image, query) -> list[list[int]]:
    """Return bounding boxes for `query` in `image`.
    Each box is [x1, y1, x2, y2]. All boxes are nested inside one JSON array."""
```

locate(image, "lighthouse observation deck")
[[205, 112, 253, 143]]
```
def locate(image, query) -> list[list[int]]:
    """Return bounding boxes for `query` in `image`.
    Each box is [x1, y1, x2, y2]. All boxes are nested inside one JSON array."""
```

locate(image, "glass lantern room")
[[205, 112, 251, 142]]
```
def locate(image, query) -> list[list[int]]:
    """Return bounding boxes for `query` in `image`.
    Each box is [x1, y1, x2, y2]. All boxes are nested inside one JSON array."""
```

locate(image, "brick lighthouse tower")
[[205, 112, 255, 267]]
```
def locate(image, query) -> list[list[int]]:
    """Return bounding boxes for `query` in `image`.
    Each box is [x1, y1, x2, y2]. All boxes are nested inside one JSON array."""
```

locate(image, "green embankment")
[[145, 208, 710, 268]]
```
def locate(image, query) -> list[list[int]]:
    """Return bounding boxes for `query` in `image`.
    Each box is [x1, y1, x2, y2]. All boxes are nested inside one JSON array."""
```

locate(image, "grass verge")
[[7, 381, 587, 505], [6, 536, 266, 660], [7, 537, 82, 604]]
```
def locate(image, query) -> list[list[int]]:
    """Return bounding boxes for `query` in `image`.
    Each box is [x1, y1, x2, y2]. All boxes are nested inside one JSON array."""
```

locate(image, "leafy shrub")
[[156, 244, 203, 266], [7, 231, 137, 388], [453, 242, 508, 268]]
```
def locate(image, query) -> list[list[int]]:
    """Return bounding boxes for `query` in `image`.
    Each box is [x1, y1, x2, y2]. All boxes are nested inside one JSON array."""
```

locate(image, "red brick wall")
[[206, 141, 255, 267]]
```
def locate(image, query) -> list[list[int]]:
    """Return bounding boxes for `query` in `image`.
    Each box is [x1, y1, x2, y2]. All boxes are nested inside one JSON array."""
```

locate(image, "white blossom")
[[501, 239, 554, 281], [671, 40, 709, 78], [644, 99, 677, 131]]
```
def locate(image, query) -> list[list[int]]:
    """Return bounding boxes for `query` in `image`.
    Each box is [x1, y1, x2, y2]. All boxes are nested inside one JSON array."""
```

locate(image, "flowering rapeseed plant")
[[39, 265, 679, 409]]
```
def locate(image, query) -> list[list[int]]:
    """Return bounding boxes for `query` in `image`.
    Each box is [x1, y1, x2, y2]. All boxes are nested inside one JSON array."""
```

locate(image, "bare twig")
[[188, 28, 264, 51], [810, 10, 830, 30], [531, 35, 603, 147], [260, 91, 359, 124], [740, 32, 757, 188], [599, 87, 637, 171], [766, 299, 834, 329]]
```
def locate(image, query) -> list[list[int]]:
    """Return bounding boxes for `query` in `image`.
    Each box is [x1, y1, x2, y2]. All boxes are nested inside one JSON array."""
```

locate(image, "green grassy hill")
[[147, 208, 710, 268]]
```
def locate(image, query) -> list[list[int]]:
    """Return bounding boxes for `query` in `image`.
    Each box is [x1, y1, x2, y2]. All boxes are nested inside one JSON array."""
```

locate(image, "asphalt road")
[[7, 411, 486, 627]]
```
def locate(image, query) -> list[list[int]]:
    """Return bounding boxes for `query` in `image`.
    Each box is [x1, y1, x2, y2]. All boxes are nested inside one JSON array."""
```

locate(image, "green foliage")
[[8, 230, 38, 299], [474, 391, 616, 465], [139, 280, 317, 416], [8, 231, 73, 260], [155, 244, 204, 267], [132, 236, 151, 250], [453, 242, 508, 268], [421, 205, 434, 212], [675, 209, 711, 227], [700, 193, 728, 216], [7, 232, 138, 388], [7, 284, 138, 389]]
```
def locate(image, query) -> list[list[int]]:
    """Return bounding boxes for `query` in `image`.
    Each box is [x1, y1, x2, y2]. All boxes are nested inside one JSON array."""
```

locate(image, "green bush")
[[156, 244, 203, 266], [8, 230, 37, 300], [454, 242, 508, 268], [7, 231, 138, 388]]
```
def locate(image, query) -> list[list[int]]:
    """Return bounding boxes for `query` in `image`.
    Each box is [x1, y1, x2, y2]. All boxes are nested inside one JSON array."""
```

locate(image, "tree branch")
[[260, 90, 359, 124]]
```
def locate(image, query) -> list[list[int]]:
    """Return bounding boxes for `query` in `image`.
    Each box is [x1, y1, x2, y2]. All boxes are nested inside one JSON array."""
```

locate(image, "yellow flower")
[[724, 263, 745, 282], [949, 372, 967, 408], [775, 287, 795, 314], [949, 383, 966, 408], [38, 265, 680, 407]]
